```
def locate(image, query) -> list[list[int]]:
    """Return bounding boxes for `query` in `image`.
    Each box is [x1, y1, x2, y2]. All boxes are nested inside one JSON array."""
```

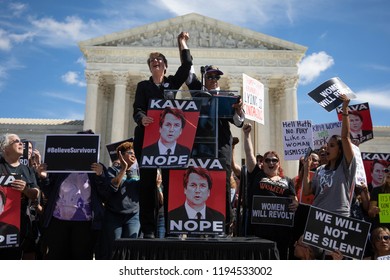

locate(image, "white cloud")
[[319, 32, 328, 40], [9, 2, 28, 17], [0, 66, 6, 91], [62, 111, 84, 120], [0, 29, 12, 51], [29, 16, 100, 47], [159, 0, 290, 26], [0, 29, 35, 51], [298, 51, 334, 85], [0, 57, 24, 92], [39, 108, 84, 120], [364, 64, 390, 72], [43, 91, 85, 105], [76, 57, 86, 67], [355, 88, 390, 109], [61, 71, 86, 87]]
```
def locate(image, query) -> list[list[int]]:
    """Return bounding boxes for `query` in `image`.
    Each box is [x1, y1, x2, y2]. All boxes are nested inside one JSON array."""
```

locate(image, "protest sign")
[[336, 102, 374, 145], [106, 137, 134, 162], [167, 158, 226, 236], [361, 152, 390, 192], [352, 144, 367, 185], [141, 99, 201, 168], [282, 120, 312, 161], [242, 73, 264, 124], [43, 134, 100, 172], [251, 196, 294, 227], [303, 206, 371, 259], [378, 194, 390, 224], [0, 187, 21, 248], [308, 77, 356, 112], [312, 121, 342, 150]]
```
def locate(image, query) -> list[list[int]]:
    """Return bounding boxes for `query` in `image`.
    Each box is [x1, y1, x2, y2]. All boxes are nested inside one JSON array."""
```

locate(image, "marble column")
[[255, 75, 271, 154], [282, 76, 299, 177], [111, 71, 129, 142], [272, 85, 284, 153], [282, 76, 299, 121], [84, 70, 100, 132]]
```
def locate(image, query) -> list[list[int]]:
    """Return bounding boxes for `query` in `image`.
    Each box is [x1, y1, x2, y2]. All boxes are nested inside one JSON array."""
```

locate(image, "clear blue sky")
[[0, 0, 389, 126]]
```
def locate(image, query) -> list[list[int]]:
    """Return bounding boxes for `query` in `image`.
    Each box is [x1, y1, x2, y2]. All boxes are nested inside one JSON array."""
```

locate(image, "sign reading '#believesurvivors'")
[[43, 134, 100, 173]]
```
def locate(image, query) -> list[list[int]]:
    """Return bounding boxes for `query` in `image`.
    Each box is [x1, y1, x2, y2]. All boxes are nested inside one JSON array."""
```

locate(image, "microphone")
[[200, 66, 207, 92]]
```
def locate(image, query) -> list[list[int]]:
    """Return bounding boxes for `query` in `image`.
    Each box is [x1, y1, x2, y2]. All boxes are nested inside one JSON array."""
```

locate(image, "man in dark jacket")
[[186, 65, 245, 233]]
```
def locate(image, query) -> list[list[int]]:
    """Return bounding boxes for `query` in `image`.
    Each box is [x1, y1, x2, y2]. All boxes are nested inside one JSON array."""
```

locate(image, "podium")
[[166, 90, 240, 158], [112, 237, 280, 260]]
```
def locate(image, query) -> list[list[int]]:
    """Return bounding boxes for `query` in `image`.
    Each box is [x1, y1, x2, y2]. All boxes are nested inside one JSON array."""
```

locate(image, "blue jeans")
[[156, 208, 165, 238], [101, 210, 140, 259]]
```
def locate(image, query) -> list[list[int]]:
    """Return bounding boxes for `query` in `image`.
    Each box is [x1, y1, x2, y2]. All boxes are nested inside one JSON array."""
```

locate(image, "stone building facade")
[[78, 13, 307, 176], [1, 13, 388, 178]]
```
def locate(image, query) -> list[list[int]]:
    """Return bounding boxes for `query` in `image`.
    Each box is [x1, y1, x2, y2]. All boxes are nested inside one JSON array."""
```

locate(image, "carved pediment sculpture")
[[80, 13, 304, 52]]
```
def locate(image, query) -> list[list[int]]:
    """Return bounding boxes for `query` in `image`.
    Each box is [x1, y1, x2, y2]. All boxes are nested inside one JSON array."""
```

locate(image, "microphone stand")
[[200, 66, 206, 91], [195, 66, 211, 97]]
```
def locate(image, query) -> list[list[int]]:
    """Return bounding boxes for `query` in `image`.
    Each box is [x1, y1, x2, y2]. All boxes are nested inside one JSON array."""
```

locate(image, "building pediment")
[[79, 13, 306, 52]]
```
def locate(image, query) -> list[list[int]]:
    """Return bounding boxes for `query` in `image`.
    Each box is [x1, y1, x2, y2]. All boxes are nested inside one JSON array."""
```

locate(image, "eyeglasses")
[[149, 57, 164, 63], [206, 75, 220, 81], [384, 168, 389, 174], [375, 235, 390, 242], [9, 139, 22, 145], [264, 158, 279, 164]]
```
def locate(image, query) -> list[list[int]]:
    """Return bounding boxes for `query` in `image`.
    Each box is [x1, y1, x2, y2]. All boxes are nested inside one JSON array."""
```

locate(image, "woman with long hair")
[[366, 226, 390, 259], [243, 123, 298, 259], [303, 93, 356, 217]]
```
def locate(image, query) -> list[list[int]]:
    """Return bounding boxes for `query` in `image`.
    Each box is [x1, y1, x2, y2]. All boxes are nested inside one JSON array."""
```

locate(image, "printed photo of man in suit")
[[0, 187, 20, 251], [349, 110, 373, 145], [168, 167, 225, 225], [142, 107, 190, 156]]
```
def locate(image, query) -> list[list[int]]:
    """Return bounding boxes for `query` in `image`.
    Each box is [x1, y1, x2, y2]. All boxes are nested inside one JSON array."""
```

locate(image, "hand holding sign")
[[308, 77, 356, 112]]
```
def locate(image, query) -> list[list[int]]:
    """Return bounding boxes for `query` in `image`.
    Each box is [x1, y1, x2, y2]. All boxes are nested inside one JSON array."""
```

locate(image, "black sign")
[[251, 196, 295, 227], [106, 137, 134, 162], [43, 134, 100, 173], [303, 206, 371, 259], [308, 77, 356, 112]]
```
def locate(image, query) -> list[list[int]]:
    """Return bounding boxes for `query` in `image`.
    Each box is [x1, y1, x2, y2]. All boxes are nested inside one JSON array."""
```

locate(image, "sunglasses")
[[149, 57, 164, 63], [206, 75, 220, 81], [264, 158, 279, 164], [384, 168, 389, 174], [10, 139, 22, 145], [375, 235, 390, 241]]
